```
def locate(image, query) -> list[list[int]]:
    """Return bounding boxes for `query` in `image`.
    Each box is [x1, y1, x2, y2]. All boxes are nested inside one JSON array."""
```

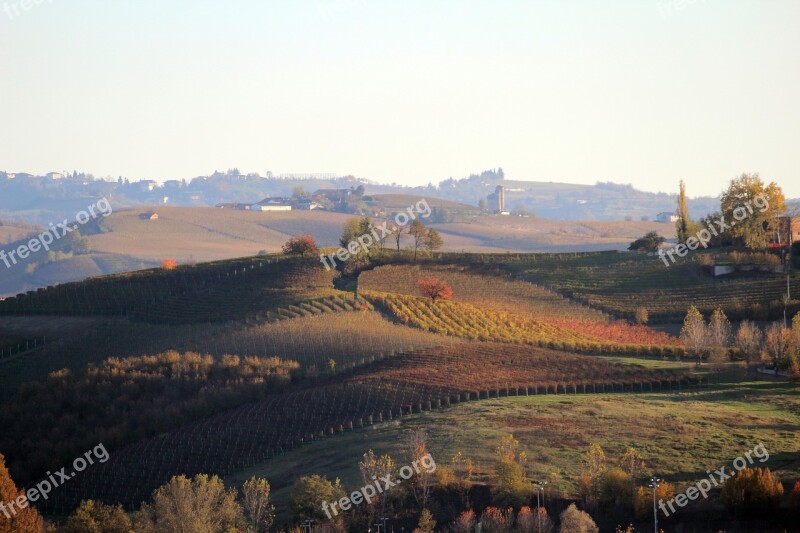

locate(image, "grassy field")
[[226, 379, 800, 516]]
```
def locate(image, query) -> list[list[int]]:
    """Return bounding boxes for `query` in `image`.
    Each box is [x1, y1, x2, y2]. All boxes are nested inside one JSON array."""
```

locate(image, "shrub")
[[634, 307, 649, 325]]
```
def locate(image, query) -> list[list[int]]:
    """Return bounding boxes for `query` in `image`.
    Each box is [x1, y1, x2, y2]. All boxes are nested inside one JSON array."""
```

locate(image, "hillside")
[[0, 250, 798, 531], [0, 205, 683, 297]]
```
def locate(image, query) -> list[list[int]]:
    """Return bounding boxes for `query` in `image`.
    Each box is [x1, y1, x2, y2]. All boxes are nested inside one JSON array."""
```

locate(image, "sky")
[[1, 0, 798, 198]]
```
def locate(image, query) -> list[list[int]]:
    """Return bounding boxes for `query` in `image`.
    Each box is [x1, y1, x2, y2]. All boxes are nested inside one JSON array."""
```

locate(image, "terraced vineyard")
[[46, 342, 701, 514], [363, 291, 684, 357]]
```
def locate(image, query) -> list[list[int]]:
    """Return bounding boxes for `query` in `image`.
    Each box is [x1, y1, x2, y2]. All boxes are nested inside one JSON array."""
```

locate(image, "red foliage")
[[791, 480, 800, 510], [417, 277, 453, 302], [282, 233, 318, 256], [161, 258, 177, 270]]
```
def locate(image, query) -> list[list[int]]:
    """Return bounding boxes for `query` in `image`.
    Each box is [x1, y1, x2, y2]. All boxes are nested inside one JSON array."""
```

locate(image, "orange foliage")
[[161, 258, 178, 270], [0, 453, 44, 533], [282, 233, 317, 256], [417, 277, 453, 302]]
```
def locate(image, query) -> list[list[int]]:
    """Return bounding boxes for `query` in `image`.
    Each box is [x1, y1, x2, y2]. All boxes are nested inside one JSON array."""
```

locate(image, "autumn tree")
[[680, 306, 707, 360], [708, 308, 732, 365], [579, 444, 607, 506], [517, 506, 554, 533], [424, 228, 444, 254], [493, 435, 529, 508], [415, 509, 436, 533], [289, 475, 345, 523], [282, 233, 317, 256], [558, 504, 599, 533], [598, 468, 632, 509], [735, 321, 763, 367], [449, 510, 477, 533], [359, 450, 395, 519], [64, 500, 132, 533], [617, 447, 646, 483], [764, 322, 793, 369], [720, 173, 785, 249], [133, 474, 242, 533], [721, 467, 784, 514], [0, 453, 43, 533], [417, 277, 453, 303], [408, 219, 428, 261], [241, 476, 275, 533], [479, 507, 513, 533], [161, 258, 177, 270]]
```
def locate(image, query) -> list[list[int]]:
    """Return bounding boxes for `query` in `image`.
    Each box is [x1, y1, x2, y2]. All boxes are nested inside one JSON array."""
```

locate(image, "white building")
[[656, 212, 679, 223], [252, 204, 292, 212]]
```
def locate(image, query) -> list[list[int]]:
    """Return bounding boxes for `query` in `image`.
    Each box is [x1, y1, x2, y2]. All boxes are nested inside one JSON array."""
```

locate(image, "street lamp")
[[374, 517, 389, 533], [530, 480, 548, 533], [647, 477, 662, 533]]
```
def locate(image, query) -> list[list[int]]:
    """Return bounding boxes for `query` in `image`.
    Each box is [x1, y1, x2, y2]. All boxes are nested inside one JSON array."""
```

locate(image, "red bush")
[[417, 277, 453, 303]]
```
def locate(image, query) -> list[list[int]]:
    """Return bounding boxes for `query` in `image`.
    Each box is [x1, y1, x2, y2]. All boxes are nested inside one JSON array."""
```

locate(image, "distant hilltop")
[[0, 167, 732, 225]]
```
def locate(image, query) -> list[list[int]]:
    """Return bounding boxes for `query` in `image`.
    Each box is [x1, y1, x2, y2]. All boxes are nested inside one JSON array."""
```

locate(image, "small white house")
[[252, 204, 292, 212], [656, 212, 679, 223]]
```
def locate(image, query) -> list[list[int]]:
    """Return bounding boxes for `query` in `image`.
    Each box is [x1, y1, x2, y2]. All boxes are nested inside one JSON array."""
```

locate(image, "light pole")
[[648, 477, 661, 533], [530, 480, 547, 533]]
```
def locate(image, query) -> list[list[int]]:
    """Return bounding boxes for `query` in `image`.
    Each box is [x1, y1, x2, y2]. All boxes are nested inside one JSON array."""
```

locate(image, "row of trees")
[[681, 307, 800, 375], [281, 218, 445, 268]]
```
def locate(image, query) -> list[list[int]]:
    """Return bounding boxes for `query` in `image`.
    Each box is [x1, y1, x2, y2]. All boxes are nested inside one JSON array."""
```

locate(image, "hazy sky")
[[1, 0, 798, 197]]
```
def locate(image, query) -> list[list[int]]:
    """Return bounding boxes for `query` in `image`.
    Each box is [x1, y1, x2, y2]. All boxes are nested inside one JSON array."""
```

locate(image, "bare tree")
[[408, 429, 434, 509], [408, 220, 428, 261]]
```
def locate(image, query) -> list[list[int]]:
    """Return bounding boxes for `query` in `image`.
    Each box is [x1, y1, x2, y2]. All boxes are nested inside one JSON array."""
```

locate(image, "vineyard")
[[194, 308, 450, 370], [0, 255, 337, 324], [43, 342, 702, 514], [502, 252, 800, 321], [363, 291, 684, 357]]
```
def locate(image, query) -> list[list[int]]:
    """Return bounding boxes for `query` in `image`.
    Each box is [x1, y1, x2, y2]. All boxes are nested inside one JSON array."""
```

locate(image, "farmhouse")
[[656, 212, 679, 223], [252, 197, 293, 211]]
